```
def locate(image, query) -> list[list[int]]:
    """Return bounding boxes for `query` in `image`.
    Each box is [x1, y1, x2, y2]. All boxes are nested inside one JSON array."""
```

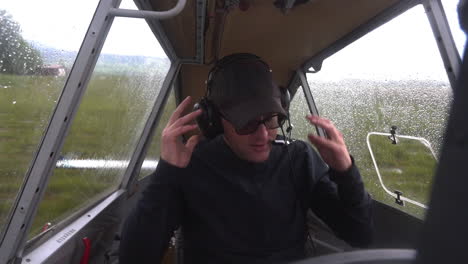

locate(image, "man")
[[119, 53, 373, 264]]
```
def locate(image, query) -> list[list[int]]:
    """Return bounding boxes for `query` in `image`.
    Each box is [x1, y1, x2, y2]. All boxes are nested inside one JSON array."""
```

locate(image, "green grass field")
[[1, 74, 63, 234], [368, 135, 437, 205], [290, 79, 451, 218], [0, 72, 451, 238], [0, 71, 169, 237]]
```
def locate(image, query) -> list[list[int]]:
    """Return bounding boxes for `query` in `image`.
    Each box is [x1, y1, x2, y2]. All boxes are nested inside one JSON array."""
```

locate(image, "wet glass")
[[138, 90, 177, 179], [442, 0, 466, 57], [0, 0, 99, 238], [288, 86, 317, 143], [28, 14, 171, 237], [368, 134, 437, 207], [306, 5, 452, 218]]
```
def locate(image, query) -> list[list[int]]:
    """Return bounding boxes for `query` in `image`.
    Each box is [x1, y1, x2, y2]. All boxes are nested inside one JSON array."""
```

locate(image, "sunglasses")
[[235, 114, 286, 135]]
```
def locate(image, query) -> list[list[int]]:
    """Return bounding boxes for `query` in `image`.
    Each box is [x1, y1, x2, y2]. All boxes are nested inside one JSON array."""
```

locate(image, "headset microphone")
[[273, 139, 289, 145], [286, 123, 293, 133]]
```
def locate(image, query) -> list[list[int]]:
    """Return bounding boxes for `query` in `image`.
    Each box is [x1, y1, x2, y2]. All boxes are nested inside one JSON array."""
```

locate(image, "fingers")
[[308, 128, 352, 171], [308, 133, 333, 151], [306, 115, 352, 171], [306, 115, 343, 143], [168, 96, 194, 125], [161, 97, 202, 168], [165, 95, 202, 138], [186, 134, 201, 152], [170, 108, 202, 130], [171, 124, 199, 138], [162, 121, 198, 144]]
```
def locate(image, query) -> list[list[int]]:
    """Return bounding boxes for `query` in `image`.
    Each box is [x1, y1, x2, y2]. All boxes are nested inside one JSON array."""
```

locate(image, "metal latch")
[[394, 190, 405, 206]]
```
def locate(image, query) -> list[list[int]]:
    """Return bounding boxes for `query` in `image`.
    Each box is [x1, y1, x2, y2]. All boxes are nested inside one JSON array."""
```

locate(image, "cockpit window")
[[442, 0, 467, 57], [138, 89, 177, 179], [306, 4, 452, 218], [367, 134, 437, 208], [288, 86, 313, 143], [0, 0, 99, 238], [28, 13, 171, 237]]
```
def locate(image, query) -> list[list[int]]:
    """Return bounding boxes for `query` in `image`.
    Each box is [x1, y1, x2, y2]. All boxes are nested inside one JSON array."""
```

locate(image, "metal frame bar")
[[312, 238, 345, 253], [303, 0, 421, 73], [173, 72, 183, 105], [18, 0, 184, 256], [423, 0, 461, 90], [120, 62, 181, 190], [415, 16, 468, 263], [297, 69, 326, 138], [0, 0, 121, 262], [295, 249, 416, 263], [20, 190, 125, 263], [133, 0, 205, 64], [110, 0, 186, 20], [133, 0, 178, 62], [23, 0, 185, 252], [21, 187, 117, 253], [285, 70, 301, 99], [196, 0, 207, 63]]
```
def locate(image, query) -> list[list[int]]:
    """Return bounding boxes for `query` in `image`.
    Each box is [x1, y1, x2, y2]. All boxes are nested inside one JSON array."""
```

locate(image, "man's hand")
[[161, 96, 202, 168], [306, 115, 352, 172]]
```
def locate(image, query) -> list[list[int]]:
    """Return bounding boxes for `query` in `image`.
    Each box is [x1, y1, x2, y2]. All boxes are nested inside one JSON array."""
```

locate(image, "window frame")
[[0, 0, 181, 262], [296, 1, 458, 217], [303, 0, 460, 89]]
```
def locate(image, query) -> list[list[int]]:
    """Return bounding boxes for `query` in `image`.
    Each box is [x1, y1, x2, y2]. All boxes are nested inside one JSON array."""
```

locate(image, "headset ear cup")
[[279, 86, 290, 113], [194, 98, 223, 139]]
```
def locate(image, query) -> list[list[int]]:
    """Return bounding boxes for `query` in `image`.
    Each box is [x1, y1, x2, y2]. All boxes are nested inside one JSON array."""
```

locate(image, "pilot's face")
[[221, 117, 278, 163]]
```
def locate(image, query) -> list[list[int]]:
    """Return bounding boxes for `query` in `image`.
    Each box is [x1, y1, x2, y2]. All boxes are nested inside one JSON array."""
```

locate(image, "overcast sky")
[[2, 0, 466, 81], [2, 0, 166, 57], [312, 2, 465, 82]]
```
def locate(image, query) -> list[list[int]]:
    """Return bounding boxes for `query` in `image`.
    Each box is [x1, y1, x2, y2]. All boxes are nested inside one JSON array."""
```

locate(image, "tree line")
[[0, 9, 43, 75]]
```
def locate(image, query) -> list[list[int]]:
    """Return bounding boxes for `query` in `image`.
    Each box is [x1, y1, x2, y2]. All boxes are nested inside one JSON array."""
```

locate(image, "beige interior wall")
[[151, 0, 397, 98], [179, 64, 211, 103], [218, 0, 396, 87], [150, 0, 197, 58]]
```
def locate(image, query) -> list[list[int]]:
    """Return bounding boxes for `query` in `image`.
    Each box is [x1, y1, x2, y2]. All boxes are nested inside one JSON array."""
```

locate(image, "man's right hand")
[[161, 96, 202, 168]]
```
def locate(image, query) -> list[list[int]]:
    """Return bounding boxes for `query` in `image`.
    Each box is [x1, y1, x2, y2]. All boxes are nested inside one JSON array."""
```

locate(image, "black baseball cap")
[[208, 54, 287, 130]]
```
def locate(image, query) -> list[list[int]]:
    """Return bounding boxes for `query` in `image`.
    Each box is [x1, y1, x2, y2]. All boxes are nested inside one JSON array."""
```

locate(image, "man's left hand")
[[306, 115, 352, 172]]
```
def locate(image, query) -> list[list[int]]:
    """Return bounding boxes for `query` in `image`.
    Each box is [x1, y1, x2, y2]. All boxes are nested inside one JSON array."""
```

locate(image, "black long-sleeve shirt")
[[119, 135, 373, 264]]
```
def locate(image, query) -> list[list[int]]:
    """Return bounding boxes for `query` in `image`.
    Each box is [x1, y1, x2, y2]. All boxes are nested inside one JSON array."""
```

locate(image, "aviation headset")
[[194, 53, 291, 139]]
